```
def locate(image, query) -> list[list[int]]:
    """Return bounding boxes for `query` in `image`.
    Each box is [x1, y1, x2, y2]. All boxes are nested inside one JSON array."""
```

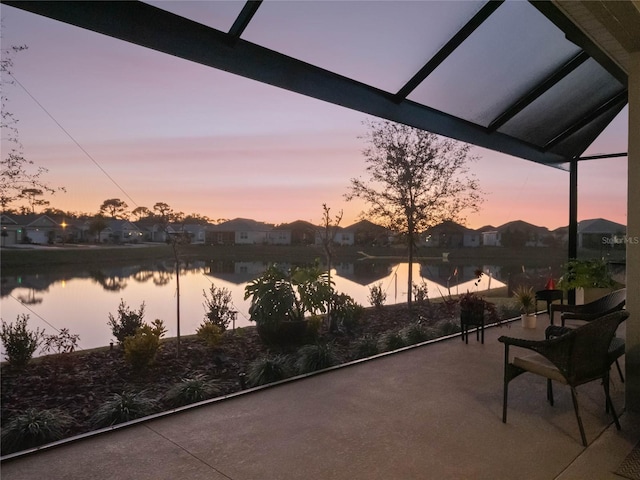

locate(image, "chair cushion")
[[513, 354, 568, 384]]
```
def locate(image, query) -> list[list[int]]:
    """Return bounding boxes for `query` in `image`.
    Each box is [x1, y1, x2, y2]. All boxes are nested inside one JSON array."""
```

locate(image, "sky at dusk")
[[0, 3, 629, 231]]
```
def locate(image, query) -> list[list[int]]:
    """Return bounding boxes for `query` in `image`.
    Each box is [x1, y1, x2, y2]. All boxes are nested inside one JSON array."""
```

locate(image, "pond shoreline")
[[0, 243, 572, 272]]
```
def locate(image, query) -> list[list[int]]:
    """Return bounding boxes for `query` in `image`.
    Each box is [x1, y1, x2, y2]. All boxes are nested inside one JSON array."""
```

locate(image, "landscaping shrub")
[[0, 314, 44, 367], [400, 322, 430, 345], [164, 374, 219, 408], [246, 354, 293, 387], [353, 335, 379, 359], [330, 293, 364, 333], [91, 391, 157, 428], [295, 342, 340, 374], [306, 314, 323, 341], [1, 408, 74, 454], [107, 299, 146, 344], [367, 283, 387, 308], [378, 331, 406, 352], [436, 319, 462, 336], [41, 328, 80, 355], [202, 284, 236, 331], [123, 319, 166, 370], [196, 322, 223, 347]]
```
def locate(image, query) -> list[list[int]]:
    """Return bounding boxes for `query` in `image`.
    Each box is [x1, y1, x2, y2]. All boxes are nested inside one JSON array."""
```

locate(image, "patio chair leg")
[[502, 379, 509, 423], [615, 360, 625, 383], [570, 387, 588, 447], [547, 379, 554, 406], [603, 373, 621, 430]]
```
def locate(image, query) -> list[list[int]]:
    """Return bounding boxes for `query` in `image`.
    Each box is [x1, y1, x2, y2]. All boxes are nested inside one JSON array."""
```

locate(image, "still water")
[[1, 257, 552, 354]]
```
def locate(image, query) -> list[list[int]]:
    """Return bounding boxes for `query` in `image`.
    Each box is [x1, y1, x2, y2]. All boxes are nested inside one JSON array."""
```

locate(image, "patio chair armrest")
[[561, 311, 599, 322], [545, 325, 572, 339], [561, 303, 625, 325], [498, 335, 555, 349], [498, 334, 572, 364], [550, 304, 579, 315]]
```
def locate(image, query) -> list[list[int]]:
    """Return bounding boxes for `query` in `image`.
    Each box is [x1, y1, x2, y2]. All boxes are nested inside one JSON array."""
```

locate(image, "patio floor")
[[1, 314, 638, 480]]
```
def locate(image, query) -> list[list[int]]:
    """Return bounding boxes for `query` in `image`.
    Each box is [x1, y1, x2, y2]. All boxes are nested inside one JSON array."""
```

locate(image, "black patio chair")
[[498, 310, 629, 447], [551, 288, 626, 382], [549, 288, 626, 326]]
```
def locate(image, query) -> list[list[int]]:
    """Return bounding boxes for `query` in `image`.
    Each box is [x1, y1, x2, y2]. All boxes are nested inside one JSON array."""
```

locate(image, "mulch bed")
[[1, 302, 459, 451]]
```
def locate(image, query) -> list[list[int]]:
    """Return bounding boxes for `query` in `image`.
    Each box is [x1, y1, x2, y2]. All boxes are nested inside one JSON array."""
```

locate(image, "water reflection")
[[1, 258, 560, 354]]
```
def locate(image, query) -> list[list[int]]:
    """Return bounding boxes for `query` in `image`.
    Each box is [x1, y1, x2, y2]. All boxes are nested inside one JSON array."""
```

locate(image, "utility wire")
[[6, 294, 84, 350], [7, 294, 62, 333], [8, 72, 139, 208]]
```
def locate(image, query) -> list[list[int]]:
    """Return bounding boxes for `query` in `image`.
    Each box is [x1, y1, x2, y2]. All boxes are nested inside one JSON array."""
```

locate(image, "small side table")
[[535, 289, 564, 324]]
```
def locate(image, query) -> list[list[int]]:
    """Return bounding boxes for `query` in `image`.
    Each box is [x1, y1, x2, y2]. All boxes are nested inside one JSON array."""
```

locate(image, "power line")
[[8, 72, 139, 208]]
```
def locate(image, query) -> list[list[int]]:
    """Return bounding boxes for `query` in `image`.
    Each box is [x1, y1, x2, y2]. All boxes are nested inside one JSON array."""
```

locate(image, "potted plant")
[[557, 258, 617, 304], [513, 285, 536, 328], [244, 262, 333, 346], [458, 291, 497, 343]]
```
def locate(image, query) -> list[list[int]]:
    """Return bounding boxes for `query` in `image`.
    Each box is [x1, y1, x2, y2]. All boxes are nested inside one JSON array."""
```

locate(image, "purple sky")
[[1, 3, 628, 230]]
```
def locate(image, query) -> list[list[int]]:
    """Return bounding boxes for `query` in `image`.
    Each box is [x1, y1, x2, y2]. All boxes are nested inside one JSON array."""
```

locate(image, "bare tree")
[[154, 202, 189, 357], [346, 119, 483, 307], [1, 42, 64, 211], [318, 203, 343, 331]]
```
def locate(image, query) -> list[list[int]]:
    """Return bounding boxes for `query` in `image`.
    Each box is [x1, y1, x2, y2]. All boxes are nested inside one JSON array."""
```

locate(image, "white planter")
[[521, 314, 537, 329]]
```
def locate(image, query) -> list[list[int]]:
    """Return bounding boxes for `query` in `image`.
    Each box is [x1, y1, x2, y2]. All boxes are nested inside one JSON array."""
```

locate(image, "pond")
[[1, 256, 563, 355]]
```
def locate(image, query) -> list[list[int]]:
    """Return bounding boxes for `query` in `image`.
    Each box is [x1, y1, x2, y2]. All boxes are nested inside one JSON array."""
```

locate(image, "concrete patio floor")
[[1, 315, 638, 480]]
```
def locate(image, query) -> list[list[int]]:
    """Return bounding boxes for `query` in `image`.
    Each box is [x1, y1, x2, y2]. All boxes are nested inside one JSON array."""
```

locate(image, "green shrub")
[[164, 374, 219, 407], [353, 335, 379, 359], [367, 283, 387, 308], [330, 293, 364, 333], [306, 314, 324, 340], [107, 299, 146, 344], [378, 331, 406, 352], [295, 342, 340, 374], [91, 391, 157, 428], [246, 355, 292, 387], [0, 314, 44, 367], [41, 328, 80, 355], [202, 284, 236, 331], [437, 319, 462, 336], [1, 408, 74, 454], [401, 322, 429, 345], [196, 322, 223, 347], [123, 319, 166, 370]]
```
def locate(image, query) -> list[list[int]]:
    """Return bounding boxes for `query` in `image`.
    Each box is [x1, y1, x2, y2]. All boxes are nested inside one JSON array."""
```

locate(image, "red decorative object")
[[545, 277, 556, 290]]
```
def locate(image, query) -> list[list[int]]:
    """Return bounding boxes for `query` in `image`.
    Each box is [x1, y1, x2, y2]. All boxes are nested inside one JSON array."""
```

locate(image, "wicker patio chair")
[[550, 288, 626, 382], [549, 288, 626, 326], [498, 310, 629, 447]]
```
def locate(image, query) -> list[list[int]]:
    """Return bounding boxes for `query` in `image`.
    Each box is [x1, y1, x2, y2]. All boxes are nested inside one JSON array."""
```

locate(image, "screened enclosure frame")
[[3, 0, 628, 170]]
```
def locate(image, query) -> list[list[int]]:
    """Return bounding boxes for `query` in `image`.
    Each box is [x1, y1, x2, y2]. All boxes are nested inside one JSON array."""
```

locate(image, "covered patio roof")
[[2, 0, 631, 168]]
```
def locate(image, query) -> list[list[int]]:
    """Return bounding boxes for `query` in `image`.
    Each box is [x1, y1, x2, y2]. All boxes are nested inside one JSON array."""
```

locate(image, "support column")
[[626, 51, 640, 413], [568, 157, 578, 305]]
